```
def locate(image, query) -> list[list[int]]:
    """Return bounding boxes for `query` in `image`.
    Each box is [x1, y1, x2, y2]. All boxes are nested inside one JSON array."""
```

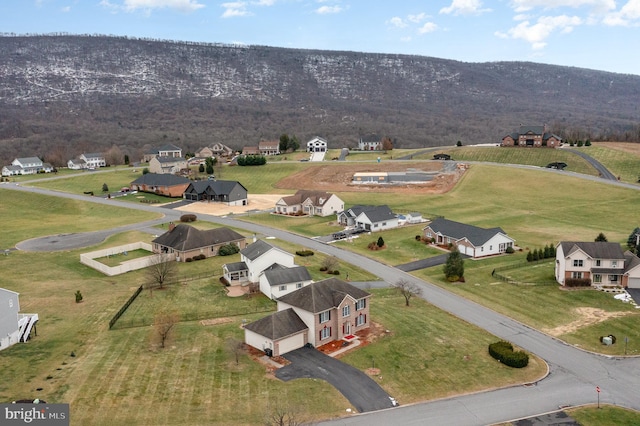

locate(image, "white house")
[[306, 136, 328, 153], [555, 241, 640, 288], [2, 157, 53, 176], [357, 134, 381, 151], [222, 239, 295, 285], [259, 265, 313, 300], [148, 156, 188, 174], [423, 217, 515, 258], [80, 153, 106, 169], [0, 288, 38, 352], [275, 190, 344, 217]]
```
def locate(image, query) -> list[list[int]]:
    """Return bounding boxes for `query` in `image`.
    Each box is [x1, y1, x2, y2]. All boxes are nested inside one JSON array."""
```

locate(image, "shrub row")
[[185, 254, 207, 262], [564, 278, 592, 287], [296, 250, 314, 257], [488, 341, 529, 368], [180, 214, 197, 222]]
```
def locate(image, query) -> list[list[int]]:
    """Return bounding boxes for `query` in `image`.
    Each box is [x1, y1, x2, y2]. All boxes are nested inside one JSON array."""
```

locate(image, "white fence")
[[80, 242, 172, 276]]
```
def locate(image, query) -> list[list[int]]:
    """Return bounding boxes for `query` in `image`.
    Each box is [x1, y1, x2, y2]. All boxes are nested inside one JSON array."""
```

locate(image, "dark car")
[[332, 232, 348, 240], [546, 162, 568, 170]]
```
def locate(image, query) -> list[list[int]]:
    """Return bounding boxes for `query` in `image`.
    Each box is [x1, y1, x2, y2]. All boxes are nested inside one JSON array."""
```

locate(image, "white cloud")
[[387, 17, 407, 28], [440, 0, 490, 15], [603, 0, 640, 26], [418, 22, 438, 34], [121, 0, 205, 13], [510, 0, 616, 13], [221, 1, 251, 17], [496, 14, 582, 49], [408, 12, 428, 23], [315, 5, 343, 14]]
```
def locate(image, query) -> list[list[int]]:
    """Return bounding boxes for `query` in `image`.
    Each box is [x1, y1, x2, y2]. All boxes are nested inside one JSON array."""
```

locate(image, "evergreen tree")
[[443, 247, 464, 281], [377, 236, 385, 247], [627, 228, 640, 250], [595, 232, 608, 242], [526, 251, 533, 262]]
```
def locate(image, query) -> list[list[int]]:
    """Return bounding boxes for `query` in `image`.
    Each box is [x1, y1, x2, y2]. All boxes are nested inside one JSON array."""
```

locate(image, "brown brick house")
[[501, 125, 562, 148], [152, 224, 247, 262]]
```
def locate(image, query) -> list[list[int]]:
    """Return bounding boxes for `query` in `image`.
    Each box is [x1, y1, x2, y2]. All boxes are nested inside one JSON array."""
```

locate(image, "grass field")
[[411, 145, 599, 175], [3, 151, 640, 424], [574, 142, 640, 184]]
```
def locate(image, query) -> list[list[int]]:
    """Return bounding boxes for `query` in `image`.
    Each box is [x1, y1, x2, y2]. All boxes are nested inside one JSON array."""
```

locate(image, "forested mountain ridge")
[[0, 35, 639, 165]]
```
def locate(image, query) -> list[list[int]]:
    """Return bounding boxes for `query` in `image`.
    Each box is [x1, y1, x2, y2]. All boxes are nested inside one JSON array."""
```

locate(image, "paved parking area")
[[276, 346, 396, 413]]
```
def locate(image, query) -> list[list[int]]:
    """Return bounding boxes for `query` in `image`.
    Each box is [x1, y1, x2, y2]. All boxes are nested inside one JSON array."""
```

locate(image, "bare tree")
[[226, 337, 244, 365], [393, 278, 422, 307], [154, 310, 179, 349], [146, 253, 177, 290], [264, 401, 304, 426], [321, 256, 339, 273]]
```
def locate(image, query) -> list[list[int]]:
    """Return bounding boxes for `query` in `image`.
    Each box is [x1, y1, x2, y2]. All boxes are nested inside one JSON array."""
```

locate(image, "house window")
[[595, 259, 601, 267], [426, 232, 432, 238], [573, 259, 584, 267], [320, 326, 332, 340], [356, 299, 366, 310], [319, 311, 330, 324], [342, 305, 350, 317], [611, 261, 618, 268], [489, 245, 492, 251], [609, 275, 619, 282], [355, 313, 366, 326], [279, 285, 287, 291], [572, 272, 583, 279], [296, 283, 303, 289], [593, 274, 602, 283]]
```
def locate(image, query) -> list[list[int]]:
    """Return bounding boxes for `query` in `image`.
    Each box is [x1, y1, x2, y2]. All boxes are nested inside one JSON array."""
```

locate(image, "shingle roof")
[[277, 278, 370, 313], [518, 125, 545, 135], [280, 190, 335, 207], [131, 173, 190, 186], [560, 242, 626, 260], [155, 156, 186, 164], [244, 308, 308, 340], [83, 153, 103, 158], [241, 239, 277, 261], [358, 205, 395, 223], [186, 180, 246, 195], [624, 251, 640, 273], [16, 157, 42, 164], [224, 261, 247, 272], [427, 218, 509, 246], [152, 224, 245, 251], [264, 266, 312, 286]]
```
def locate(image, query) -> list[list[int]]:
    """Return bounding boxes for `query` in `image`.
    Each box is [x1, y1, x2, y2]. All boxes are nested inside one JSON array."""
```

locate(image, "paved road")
[[276, 347, 396, 413], [2, 174, 640, 425], [563, 147, 617, 181]]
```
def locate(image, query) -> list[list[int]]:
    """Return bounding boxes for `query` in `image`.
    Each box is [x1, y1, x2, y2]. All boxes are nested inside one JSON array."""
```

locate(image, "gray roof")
[[131, 173, 190, 186], [426, 218, 509, 246], [224, 261, 247, 272], [358, 205, 395, 223], [244, 308, 308, 340], [16, 157, 42, 164], [264, 266, 312, 286], [152, 224, 245, 251], [518, 125, 545, 135], [241, 240, 278, 261], [155, 156, 186, 164], [186, 180, 247, 196], [83, 153, 103, 158], [277, 277, 370, 313], [560, 242, 626, 260], [279, 190, 335, 207], [624, 251, 640, 273]]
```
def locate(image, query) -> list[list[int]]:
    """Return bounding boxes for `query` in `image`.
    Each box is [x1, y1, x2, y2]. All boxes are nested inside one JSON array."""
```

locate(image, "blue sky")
[[2, 0, 640, 75]]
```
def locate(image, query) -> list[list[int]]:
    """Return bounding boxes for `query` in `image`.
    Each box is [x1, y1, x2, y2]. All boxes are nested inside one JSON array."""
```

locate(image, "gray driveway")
[[395, 253, 470, 272], [276, 346, 396, 413]]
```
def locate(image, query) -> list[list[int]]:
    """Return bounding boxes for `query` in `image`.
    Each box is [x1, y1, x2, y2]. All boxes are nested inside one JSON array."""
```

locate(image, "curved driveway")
[[2, 170, 640, 425]]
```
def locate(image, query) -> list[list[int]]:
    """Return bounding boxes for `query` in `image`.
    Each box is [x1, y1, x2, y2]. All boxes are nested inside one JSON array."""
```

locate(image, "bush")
[[505, 246, 515, 254], [194, 254, 206, 260], [488, 341, 529, 368], [219, 244, 240, 256], [180, 214, 197, 222], [296, 250, 315, 257], [377, 237, 385, 247], [75, 290, 83, 303], [564, 278, 591, 287], [185, 258, 193, 262], [415, 235, 422, 241], [332, 270, 340, 275], [319, 266, 328, 272]]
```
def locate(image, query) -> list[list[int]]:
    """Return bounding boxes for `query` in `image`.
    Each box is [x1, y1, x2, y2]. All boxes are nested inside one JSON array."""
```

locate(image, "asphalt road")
[[276, 347, 396, 413], [2, 167, 640, 425]]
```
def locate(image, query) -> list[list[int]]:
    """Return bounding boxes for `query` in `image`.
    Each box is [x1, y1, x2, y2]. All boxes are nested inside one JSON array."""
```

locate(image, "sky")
[[2, 0, 640, 76]]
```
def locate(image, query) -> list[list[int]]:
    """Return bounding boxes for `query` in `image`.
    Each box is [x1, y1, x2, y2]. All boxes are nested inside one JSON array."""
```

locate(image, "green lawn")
[[25, 167, 143, 195], [573, 143, 640, 184], [412, 146, 599, 175]]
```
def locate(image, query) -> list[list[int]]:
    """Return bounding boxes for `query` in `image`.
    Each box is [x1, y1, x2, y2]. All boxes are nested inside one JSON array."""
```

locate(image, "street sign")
[[596, 386, 600, 393]]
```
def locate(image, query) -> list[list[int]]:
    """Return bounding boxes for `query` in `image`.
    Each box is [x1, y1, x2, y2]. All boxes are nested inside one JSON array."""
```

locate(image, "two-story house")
[[2, 157, 53, 176], [555, 241, 640, 288], [222, 239, 295, 286], [0, 288, 38, 352], [258, 140, 280, 156], [142, 143, 183, 163], [275, 190, 344, 217], [501, 125, 563, 148], [244, 278, 371, 357]]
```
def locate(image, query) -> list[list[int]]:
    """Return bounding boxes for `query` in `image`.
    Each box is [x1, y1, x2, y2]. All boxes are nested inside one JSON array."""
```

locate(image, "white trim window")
[[279, 285, 287, 291], [355, 299, 366, 310], [320, 326, 332, 340], [342, 305, 350, 317], [319, 310, 330, 324], [573, 259, 584, 267], [355, 313, 366, 326]]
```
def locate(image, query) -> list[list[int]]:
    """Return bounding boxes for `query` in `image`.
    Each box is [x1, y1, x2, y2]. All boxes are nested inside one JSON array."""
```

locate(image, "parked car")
[[332, 232, 348, 240]]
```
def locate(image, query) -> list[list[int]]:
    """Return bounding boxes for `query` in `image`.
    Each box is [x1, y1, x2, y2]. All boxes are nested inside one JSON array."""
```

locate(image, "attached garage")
[[627, 277, 640, 289], [244, 308, 308, 357]]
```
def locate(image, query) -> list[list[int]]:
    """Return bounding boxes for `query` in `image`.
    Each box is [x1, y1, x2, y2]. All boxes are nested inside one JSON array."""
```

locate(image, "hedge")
[[488, 341, 529, 368], [564, 278, 592, 287], [296, 250, 315, 257]]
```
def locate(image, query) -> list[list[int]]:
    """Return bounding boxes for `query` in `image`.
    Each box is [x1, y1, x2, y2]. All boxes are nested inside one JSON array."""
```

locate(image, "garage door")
[[628, 277, 640, 289], [278, 333, 305, 356]]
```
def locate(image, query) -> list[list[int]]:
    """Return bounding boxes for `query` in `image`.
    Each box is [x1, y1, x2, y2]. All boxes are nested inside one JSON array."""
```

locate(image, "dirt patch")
[[225, 285, 250, 297], [175, 194, 282, 216], [543, 307, 632, 337], [200, 317, 234, 326], [275, 162, 466, 194]]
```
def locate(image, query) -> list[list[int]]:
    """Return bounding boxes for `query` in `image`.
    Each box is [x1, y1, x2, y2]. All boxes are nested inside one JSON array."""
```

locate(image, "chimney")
[[169, 222, 175, 232]]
